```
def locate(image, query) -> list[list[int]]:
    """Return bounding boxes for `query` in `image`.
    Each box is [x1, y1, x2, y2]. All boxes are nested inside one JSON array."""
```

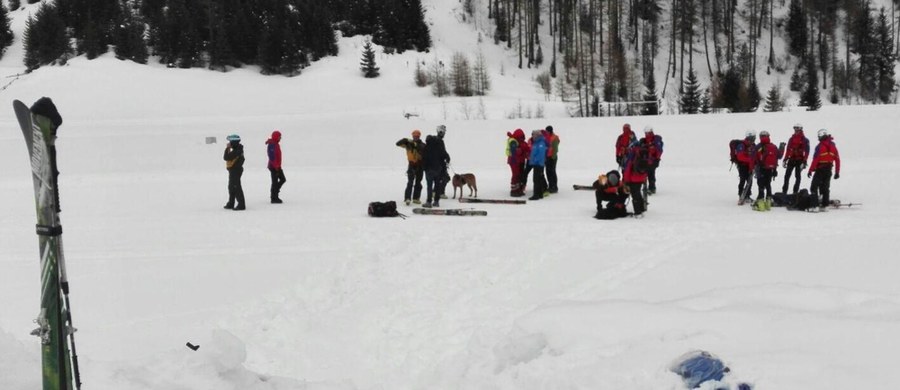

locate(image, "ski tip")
[[186, 342, 200, 351]]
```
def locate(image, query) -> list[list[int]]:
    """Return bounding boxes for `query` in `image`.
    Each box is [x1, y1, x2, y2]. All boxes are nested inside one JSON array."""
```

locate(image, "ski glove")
[[782, 161, 788, 168], [801, 162, 807, 170], [834, 173, 840, 180], [807, 171, 813, 178]]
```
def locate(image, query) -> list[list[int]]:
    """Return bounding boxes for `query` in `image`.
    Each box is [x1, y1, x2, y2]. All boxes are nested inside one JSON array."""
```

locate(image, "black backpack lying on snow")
[[368, 201, 401, 217]]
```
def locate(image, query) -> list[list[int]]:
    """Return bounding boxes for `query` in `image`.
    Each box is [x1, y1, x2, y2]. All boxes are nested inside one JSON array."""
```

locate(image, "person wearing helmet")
[[753, 131, 780, 210], [434, 125, 452, 199], [396, 130, 425, 205], [592, 170, 630, 220], [782, 123, 810, 194], [266, 130, 286, 204], [734, 131, 758, 202], [422, 133, 451, 207], [223, 134, 246, 210], [640, 125, 664, 194], [615, 123, 636, 169], [808, 128, 841, 209]]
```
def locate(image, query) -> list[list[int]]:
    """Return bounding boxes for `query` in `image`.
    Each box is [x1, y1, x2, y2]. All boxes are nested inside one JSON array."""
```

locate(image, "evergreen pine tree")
[[0, 3, 14, 58], [641, 72, 659, 115], [113, 1, 148, 64], [404, 0, 432, 52], [700, 88, 712, 114], [874, 8, 896, 103], [800, 57, 822, 111], [747, 79, 761, 111], [786, 0, 807, 58], [679, 67, 701, 114], [763, 83, 785, 112], [296, 2, 338, 61], [23, 2, 70, 71], [450, 52, 472, 96], [360, 39, 380, 78], [720, 67, 745, 112]]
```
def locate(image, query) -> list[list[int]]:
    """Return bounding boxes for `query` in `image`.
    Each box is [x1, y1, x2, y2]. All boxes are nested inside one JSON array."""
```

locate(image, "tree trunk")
[[702, 1, 713, 77]]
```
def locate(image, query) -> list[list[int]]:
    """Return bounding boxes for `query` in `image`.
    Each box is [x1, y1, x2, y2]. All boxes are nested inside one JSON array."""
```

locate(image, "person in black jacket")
[[422, 134, 450, 208], [223, 134, 246, 210]]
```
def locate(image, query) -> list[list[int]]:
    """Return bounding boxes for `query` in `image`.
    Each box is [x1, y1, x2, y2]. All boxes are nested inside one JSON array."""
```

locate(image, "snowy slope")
[[2, 1, 900, 389]]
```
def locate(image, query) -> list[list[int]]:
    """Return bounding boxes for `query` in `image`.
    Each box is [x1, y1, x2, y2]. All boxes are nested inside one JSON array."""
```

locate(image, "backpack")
[[759, 143, 779, 169], [790, 189, 814, 211], [729, 139, 742, 163], [368, 201, 400, 217], [633, 144, 651, 174]]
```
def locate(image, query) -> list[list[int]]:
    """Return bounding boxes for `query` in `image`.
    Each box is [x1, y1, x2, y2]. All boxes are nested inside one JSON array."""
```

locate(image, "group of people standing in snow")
[[505, 126, 560, 200], [731, 123, 841, 211], [395, 125, 451, 208], [221, 130, 287, 211]]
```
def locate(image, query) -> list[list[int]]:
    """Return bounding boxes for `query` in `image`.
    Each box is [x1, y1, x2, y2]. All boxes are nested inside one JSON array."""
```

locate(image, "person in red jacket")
[[734, 131, 757, 202], [506, 128, 529, 197], [641, 125, 664, 194], [615, 123, 635, 169], [808, 128, 841, 209], [266, 130, 286, 204], [623, 141, 649, 216], [755, 131, 779, 203], [782, 123, 810, 194]]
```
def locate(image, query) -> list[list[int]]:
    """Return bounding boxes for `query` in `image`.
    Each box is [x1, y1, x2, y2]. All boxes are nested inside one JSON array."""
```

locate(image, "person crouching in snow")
[[593, 170, 630, 220], [266, 130, 286, 203]]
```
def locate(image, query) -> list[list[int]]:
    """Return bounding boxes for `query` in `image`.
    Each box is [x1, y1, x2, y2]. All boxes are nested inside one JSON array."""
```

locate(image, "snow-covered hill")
[[2, 1, 900, 389]]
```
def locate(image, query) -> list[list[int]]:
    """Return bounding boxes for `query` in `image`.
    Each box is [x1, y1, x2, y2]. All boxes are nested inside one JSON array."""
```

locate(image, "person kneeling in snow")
[[593, 170, 630, 220]]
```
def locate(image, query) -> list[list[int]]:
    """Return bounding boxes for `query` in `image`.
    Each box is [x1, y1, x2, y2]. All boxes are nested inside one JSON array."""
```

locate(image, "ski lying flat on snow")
[[13, 98, 81, 390], [412, 208, 488, 216], [573, 184, 594, 190], [458, 198, 526, 204]]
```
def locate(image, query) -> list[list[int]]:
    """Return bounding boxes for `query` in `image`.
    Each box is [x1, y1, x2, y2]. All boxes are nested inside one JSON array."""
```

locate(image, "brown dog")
[[452, 173, 478, 200]]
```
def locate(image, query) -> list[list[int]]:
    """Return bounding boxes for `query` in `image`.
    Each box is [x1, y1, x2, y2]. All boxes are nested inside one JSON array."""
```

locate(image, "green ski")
[[13, 98, 81, 390]]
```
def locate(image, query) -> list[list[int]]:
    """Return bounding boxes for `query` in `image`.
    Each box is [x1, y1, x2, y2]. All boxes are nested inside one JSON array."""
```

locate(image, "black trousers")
[[227, 168, 245, 207], [782, 160, 803, 194], [546, 157, 558, 192], [404, 165, 424, 201], [756, 168, 775, 200], [810, 166, 833, 207], [531, 165, 547, 198], [269, 168, 286, 200], [627, 182, 646, 214], [737, 163, 753, 198], [647, 165, 658, 192]]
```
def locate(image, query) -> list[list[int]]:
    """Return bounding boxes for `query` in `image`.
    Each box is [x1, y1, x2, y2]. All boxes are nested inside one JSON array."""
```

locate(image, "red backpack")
[[758, 143, 779, 169]]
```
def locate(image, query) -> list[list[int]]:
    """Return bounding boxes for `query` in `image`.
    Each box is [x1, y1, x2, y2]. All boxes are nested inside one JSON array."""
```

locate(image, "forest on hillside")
[[0, 0, 430, 75], [0, 0, 897, 116], [476, 0, 898, 115]]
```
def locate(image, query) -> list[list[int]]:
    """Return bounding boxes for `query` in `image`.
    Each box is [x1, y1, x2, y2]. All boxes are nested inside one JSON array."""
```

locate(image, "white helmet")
[[793, 123, 803, 130], [745, 130, 756, 139], [760, 130, 770, 137], [643, 125, 654, 134], [817, 128, 829, 139], [436, 125, 447, 136]]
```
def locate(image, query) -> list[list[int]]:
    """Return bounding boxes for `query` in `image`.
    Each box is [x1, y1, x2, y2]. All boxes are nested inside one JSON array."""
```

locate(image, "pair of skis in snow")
[[12, 99, 82, 390], [411, 197, 526, 216]]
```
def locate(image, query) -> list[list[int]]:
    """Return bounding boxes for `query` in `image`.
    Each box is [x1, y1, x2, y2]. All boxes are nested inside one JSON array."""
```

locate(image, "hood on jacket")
[[267, 130, 282, 144]]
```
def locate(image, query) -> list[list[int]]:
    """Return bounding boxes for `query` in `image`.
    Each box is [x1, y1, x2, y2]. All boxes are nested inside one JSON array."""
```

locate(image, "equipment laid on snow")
[[13, 98, 82, 390], [573, 184, 594, 190], [412, 208, 487, 216], [459, 197, 525, 205], [368, 201, 406, 218]]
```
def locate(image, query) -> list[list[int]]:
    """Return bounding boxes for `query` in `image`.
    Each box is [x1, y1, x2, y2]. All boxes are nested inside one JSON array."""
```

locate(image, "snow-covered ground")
[[2, 1, 900, 389]]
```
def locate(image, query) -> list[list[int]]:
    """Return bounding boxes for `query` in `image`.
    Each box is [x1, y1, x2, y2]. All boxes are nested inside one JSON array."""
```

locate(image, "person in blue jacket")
[[528, 130, 548, 200]]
